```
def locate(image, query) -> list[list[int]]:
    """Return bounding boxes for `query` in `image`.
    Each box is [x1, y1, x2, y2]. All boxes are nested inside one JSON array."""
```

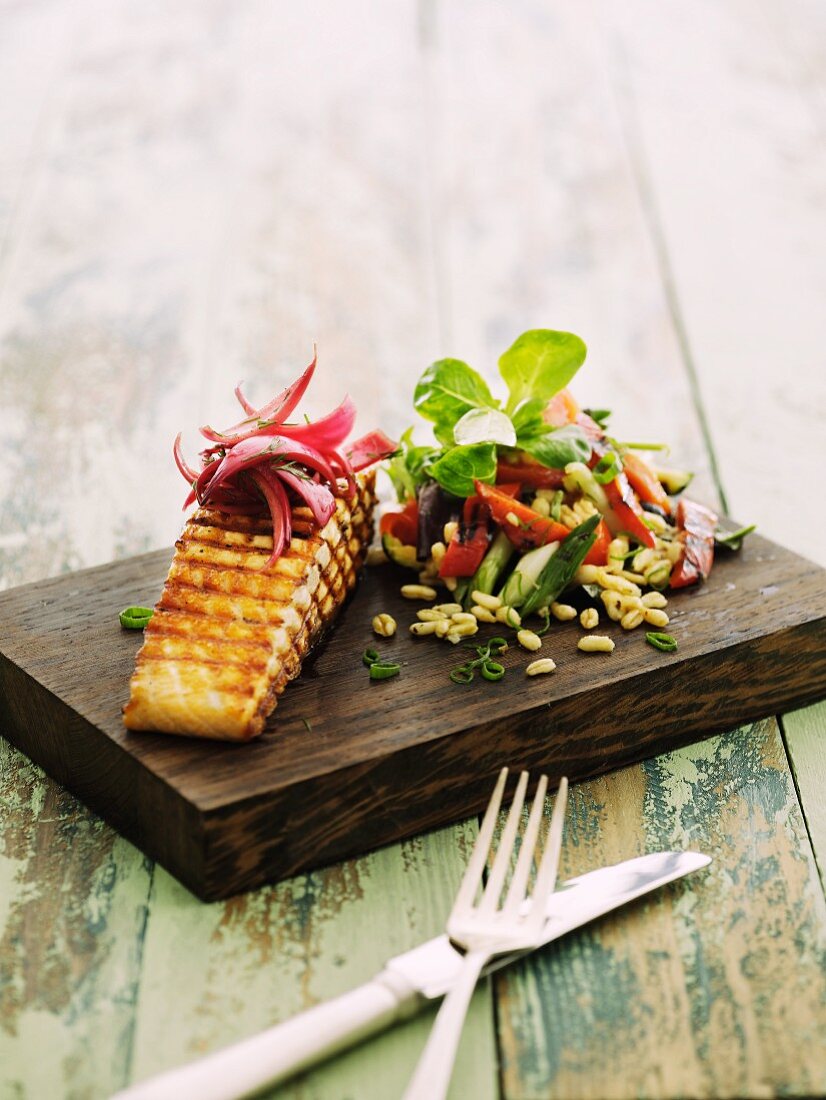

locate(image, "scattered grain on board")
[[401, 584, 437, 601], [372, 613, 396, 637], [410, 621, 438, 636], [578, 635, 616, 653], [644, 608, 670, 628], [526, 658, 556, 676], [472, 590, 502, 610], [580, 607, 599, 630]]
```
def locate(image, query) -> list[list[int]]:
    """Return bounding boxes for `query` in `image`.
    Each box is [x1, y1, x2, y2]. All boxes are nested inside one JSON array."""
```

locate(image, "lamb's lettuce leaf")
[[510, 397, 549, 438], [385, 427, 437, 502], [426, 442, 497, 498], [517, 423, 591, 469], [499, 330, 587, 414], [413, 359, 497, 445], [454, 407, 516, 447], [393, 329, 591, 496]]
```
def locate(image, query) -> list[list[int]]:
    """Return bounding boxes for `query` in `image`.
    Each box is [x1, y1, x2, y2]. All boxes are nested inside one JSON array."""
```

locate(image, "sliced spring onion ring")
[[450, 637, 508, 685], [715, 524, 756, 550], [535, 609, 551, 636], [450, 666, 476, 685], [593, 450, 622, 485], [480, 661, 505, 681], [119, 606, 154, 630], [369, 662, 401, 681], [646, 632, 678, 652]]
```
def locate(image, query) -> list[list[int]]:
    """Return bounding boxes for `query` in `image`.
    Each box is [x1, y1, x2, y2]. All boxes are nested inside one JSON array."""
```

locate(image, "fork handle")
[[402, 949, 488, 1100], [109, 970, 420, 1100]]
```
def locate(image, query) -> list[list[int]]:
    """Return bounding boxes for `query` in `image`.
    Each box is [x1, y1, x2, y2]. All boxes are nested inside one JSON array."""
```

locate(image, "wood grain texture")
[[1, 0, 825, 1096], [601, 0, 826, 559], [1, 529, 823, 899], [128, 823, 497, 1100], [0, 741, 153, 1100], [0, 0, 498, 1094], [599, 17, 826, 1090], [496, 720, 826, 1099], [422, 3, 826, 1098], [783, 702, 826, 894], [429, 0, 719, 508]]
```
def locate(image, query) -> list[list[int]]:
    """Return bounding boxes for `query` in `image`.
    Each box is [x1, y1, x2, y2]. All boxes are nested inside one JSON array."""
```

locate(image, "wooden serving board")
[[1, 530, 825, 900]]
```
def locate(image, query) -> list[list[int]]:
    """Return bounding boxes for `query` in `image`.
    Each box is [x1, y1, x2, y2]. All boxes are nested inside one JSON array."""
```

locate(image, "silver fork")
[[402, 767, 569, 1100]]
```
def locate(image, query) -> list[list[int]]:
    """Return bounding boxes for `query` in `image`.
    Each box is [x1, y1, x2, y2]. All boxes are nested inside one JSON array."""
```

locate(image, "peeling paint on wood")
[[1, 0, 825, 1097], [783, 702, 826, 893], [0, 742, 153, 1099], [128, 824, 497, 1100], [497, 721, 826, 1099]]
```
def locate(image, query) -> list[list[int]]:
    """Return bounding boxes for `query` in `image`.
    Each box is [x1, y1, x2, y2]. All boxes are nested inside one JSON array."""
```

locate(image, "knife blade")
[[392, 848, 711, 998], [111, 850, 710, 1100]]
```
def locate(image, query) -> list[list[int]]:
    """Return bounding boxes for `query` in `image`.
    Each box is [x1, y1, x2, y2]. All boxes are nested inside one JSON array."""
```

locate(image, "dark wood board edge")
[[2, 541, 824, 900], [0, 653, 207, 896], [197, 615, 826, 899]]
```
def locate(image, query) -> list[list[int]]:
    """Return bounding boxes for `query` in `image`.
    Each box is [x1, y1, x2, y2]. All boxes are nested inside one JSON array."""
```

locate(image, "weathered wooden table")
[[2, 2, 825, 1097]]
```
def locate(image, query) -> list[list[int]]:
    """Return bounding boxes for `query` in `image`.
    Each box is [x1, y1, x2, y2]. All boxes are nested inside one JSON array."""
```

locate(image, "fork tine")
[[453, 767, 509, 912], [526, 777, 569, 930], [478, 770, 529, 914], [503, 774, 548, 912]]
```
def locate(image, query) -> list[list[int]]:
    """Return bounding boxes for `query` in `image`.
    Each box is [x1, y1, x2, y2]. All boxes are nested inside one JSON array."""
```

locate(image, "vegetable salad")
[[380, 329, 748, 644]]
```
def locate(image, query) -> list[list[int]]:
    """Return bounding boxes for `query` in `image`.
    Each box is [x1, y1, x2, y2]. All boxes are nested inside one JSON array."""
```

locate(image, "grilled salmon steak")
[[123, 471, 376, 741]]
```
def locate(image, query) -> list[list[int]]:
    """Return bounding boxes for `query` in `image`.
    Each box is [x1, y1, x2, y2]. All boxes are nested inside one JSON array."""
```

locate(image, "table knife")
[[111, 850, 710, 1100]]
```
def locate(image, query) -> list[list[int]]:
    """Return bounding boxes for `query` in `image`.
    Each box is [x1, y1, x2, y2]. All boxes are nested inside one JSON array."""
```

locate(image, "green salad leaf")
[[426, 442, 497, 498], [454, 407, 516, 447], [385, 427, 437, 502], [517, 423, 591, 469], [413, 359, 496, 442], [510, 397, 549, 437], [499, 330, 587, 414], [395, 329, 591, 498]]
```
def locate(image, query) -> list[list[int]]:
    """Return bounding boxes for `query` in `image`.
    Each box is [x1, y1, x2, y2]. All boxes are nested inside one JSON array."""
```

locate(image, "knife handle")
[[109, 970, 421, 1100]]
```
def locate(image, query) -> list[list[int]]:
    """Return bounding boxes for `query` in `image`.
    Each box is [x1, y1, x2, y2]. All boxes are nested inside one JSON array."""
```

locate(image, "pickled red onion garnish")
[[174, 354, 397, 568]]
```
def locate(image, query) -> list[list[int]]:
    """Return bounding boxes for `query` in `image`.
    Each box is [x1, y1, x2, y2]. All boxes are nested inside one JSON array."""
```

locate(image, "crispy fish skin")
[[123, 472, 376, 741]]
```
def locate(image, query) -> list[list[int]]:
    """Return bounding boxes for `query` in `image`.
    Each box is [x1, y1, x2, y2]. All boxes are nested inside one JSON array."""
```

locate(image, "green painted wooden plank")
[[784, 701, 826, 893], [496, 720, 826, 1099], [0, 0, 503, 1095], [127, 822, 497, 1100], [601, 0, 826, 562], [0, 741, 153, 1100], [414, 2, 826, 1098]]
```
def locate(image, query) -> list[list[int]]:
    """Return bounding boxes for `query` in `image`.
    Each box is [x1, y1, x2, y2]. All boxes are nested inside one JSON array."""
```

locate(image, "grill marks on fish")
[[123, 473, 376, 740]]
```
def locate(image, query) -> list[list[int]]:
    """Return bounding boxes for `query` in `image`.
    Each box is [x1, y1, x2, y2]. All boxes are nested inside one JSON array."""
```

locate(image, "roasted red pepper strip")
[[439, 494, 491, 577], [459, 482, 518, 527], [437, 484, 521, 577], [439, 522, 489, 576], [496, 460, 565, 489], [670, 498, 718, 588], [621, 451, 672, 515], [379, 499, 418, 546], [603, 473, 657, 549], [474, 481, 571, 551], [583, 518, 612, 566]]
